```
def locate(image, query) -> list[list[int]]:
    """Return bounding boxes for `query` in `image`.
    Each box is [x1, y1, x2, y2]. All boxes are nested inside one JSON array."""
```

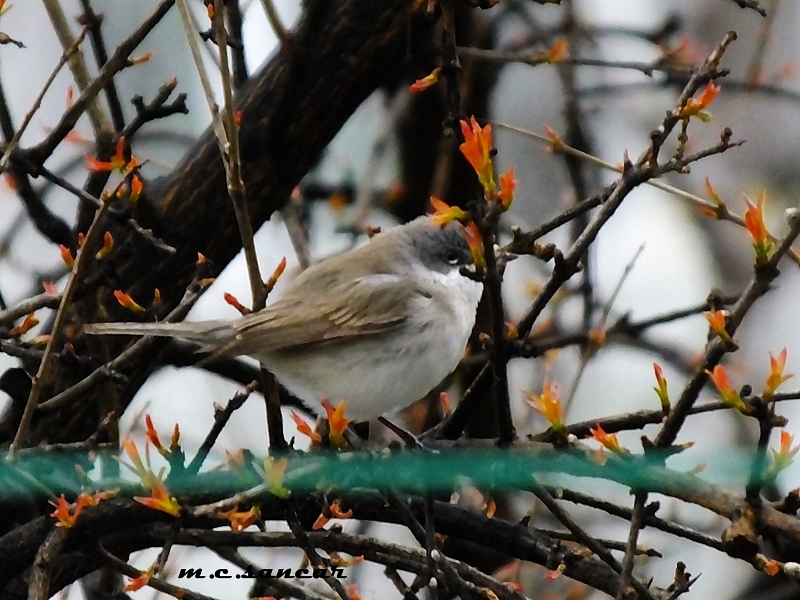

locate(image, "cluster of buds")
[[291, 400, 351, 449], [459, 116, 516, 209], [429, 116, 518, 270], [49, 490, 112, 529], [313, 498, 354, 530], [85, 136, 143, 204], [122, 417, 183, 518], [706, 350, 793, 412], [224, 258, 288, 316]]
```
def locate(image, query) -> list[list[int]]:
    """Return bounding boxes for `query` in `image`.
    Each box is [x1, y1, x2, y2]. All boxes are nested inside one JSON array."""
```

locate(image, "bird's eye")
[[445, 251, 460, 265]]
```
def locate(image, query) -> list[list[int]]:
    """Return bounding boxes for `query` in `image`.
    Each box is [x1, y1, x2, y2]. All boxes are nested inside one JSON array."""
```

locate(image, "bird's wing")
[[221, 274, 417, 356]]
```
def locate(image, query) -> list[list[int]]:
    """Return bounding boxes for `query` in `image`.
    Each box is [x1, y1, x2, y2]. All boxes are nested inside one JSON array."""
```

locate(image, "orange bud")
[[225, 448, 246, 472], [677, 81, 721, 121], [291, 411, 322, 444], [220, 505, 260, 532], [744, 191, 772, 264], [347, 585, 363, 600], [223, 292, 250, 315], [543, 125, 564, 153], [429, 196, 468, 227], [459, 116, 495, 197], [124, 568, 153, 592], [122, 438, 147, 479], [82, 490, 113, 507], [144, 414, 164, 453], [464, 221, 485, 271], [439, 391, 452, 415], [705, 364, 747, 412], [49, 494, 85, 528], [264, 257, 287, 294], [329, 499, 353, 520], [95, 231, 114, 260], [653, 363, 670, 410], [704, 309, 733, 344], [168, 425, 179, 451], [8, 313, 39, 337], [328, 191, 348, 211], [3, 171, 18, 190], [86, 136, 130, 173], [59, 245, 75, 270], [762, 558, 780, 577], [128, 51, 153, 66], [541, 38, 569, 63], [770, 430, 800, 475], [704, 177, 724, 207], [588, 424, 626, 455], [544, 564, 566, 581], [263, 456, 291, 499], [129, 174, 143, 204], [409, 68, 441, 93], [312, 511, 330, 530], [322, 399, 350, 447], [497, 168, 516, 210], [114, 290, 145, 314], [765, 348, 793, 397], [134, 478, 181, 516]]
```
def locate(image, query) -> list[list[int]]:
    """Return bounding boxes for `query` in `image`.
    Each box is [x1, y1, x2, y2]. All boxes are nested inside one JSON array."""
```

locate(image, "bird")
[[84, 216, 484, 421]]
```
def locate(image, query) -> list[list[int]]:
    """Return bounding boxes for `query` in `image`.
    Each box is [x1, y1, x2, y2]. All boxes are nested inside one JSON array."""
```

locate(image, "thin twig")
[[281, 200, 312, 270], [99, 545, 221, 600], [0, 293, 62, 328], [0, 27, 90, 172], [655, 208, 800, 447], [29, 0, 177, 162], [175, 0, 228, 145], [258, 0, 292, 50], [285, 503, 354, 600], [0, 78, 74, 247], [617, 492, 647, 599], [27, 528, 69, 600], [35, 164, 176, 254], [496, 121, 800, 268], [41, 0, 110, 134], [213, 0, 267, 311], [530, 483, 658, 600], [38, 276, 210, 412], [562, 244, 645, 416], [226, 0, 248, 88], [726, 0, 767, 16], [185, 381, 259, 475], [10, 195, 114, 454], [458, 46, 667, 76], [532, 390, 800, 443], [78, 0, 127, 132]]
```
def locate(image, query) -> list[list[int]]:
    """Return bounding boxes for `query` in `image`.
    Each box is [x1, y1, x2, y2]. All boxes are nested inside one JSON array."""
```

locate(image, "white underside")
[[256, 269, 483, 420]]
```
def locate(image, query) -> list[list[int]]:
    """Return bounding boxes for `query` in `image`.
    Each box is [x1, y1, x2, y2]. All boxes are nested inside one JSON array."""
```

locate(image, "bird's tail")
[[83, 320, 236, 349]]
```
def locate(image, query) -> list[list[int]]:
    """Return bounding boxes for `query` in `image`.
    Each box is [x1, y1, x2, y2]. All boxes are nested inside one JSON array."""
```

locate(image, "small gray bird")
[[84, 217, 484, 420]]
